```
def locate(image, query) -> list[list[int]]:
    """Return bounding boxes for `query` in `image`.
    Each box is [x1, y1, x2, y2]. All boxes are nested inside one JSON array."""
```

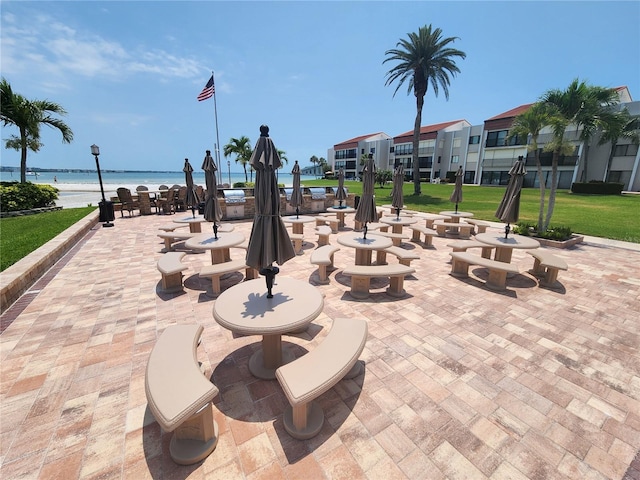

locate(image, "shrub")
[[0, 182, 59, 212], [232, 182, 255, 188], [513, 221, 573, 241], [571, 181, 624, 195]]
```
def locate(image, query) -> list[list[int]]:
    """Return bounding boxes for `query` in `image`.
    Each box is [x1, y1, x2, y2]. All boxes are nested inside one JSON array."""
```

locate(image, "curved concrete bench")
[[410, 225, 437, 247], [449, 252, 519, 291], [145, 324, 219, 465], [373, 230, 410, 246], [276, 317, 368, 439], [315, 225, 332, 246], [157, 252, 189, 292], [289, 233, 304, 255], [159, 224, 188, 232], [375, 246, 420, 266], [447, 240, 494, 259], [342, 264, 415, 299], [310, 245, 340, 284], [157, 231, 198, 251], [199, 259, 258, 297], [315, 215, 339, 233], [433, 221, 473, 238], [463, 218, 490, 234], [414, 213, 450, 229], [528, 250, 568, 289]]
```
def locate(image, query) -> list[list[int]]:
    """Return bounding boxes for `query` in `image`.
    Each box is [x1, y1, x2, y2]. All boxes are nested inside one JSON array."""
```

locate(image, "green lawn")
[[0, 207, 96, 271], [304, 179, 640, 243]]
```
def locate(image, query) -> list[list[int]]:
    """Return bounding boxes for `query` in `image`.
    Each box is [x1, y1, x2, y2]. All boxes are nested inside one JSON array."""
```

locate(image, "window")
[[485, 130, 508, 147], [335, 149, 357, 160], [469, 135, 480, 145], [370, 147, 375, 154], [614, 144, 639, 156], [452, 155, 459, 163], [394, 144, 412, 155], [453, 138, 461, 148]]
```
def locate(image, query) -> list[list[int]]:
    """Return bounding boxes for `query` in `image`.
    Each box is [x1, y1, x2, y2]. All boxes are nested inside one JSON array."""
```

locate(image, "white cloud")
[[1, 11, 206, 82]]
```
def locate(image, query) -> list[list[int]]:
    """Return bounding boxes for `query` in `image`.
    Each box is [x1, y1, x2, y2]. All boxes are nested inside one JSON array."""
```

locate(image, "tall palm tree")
[[309, 155, 319, 178], [384, 24, 465, 195], [223, 136, 252, 182], [1, 77, 73, 183], [599, 109, 640, 182], [507, 103, 550, 235]]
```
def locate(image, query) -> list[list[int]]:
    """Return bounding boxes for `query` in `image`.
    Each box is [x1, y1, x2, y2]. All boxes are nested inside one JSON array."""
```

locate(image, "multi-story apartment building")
[[329, 87, 639, 191]]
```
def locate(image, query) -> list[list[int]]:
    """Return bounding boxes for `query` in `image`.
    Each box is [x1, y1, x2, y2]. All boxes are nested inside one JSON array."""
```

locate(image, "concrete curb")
[[0, 210, 99, 313]]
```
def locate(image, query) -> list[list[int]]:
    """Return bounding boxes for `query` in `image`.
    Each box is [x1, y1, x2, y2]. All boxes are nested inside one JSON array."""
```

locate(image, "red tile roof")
[[393, 120, 468, 142], [485, 104, 533, 121], [334, 133, 385, 150]]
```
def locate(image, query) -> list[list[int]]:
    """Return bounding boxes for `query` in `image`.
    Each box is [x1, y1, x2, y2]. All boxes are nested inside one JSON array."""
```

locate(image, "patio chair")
[[116, 188, 140, 217], [136, 185, 159, 214], [157, 187, 177, 215], [173, 186, 188, 212]]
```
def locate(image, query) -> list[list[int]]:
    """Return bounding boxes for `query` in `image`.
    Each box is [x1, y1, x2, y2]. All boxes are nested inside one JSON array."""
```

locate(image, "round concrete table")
[[380, 215, 417, 234], [184, 231, 245, 264], [327, 206, 356, 228], [438, 211, 474, 223], [173, 214, 208, 233], [212, 277, 324, 379], [337, 232, 393, 266], [281, 215, 315, 235], [475, 232, 540, 263]]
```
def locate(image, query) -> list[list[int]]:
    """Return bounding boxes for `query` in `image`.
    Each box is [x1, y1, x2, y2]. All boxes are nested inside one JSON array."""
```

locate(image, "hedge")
[[0, 182, 59, 212], [571, 182, 624, 195]]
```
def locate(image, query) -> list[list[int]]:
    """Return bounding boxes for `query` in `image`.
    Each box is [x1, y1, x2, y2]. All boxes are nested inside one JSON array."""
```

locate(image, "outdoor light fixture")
[[91, 144, 115, 227]]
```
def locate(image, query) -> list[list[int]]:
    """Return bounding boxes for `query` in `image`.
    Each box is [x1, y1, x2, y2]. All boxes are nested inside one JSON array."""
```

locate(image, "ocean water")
[[1, 170, 307, 189]]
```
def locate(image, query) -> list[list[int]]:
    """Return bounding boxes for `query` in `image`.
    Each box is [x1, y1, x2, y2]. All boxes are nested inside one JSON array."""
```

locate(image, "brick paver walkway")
[[1, 213, 639, 479]]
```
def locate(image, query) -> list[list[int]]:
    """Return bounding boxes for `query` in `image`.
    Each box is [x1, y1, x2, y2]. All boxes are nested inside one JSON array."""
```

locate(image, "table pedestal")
[[249, 335, 295, 379], [355, 249, 373, 266]]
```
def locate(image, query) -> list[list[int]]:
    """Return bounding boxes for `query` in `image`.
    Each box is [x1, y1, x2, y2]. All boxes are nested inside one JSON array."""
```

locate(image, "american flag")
[[197, 75, 214, 101]]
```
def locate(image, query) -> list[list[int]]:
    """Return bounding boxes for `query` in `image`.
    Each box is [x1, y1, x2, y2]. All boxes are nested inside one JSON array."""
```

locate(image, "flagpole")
[[212, 70, 222, 175]]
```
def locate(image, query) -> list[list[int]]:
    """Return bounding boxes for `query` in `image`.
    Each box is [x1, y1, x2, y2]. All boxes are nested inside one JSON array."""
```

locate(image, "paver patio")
[[1, 212, 639, 479]]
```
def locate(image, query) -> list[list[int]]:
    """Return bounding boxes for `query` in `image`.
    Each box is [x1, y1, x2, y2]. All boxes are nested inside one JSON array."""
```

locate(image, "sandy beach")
[[53, 183, 159, 209]]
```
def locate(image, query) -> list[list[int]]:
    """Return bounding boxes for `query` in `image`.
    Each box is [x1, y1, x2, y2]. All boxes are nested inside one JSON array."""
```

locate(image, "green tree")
[[507, 103, 551, 235], [599, 109, 640, 182], [375, 169, 393, 187], [540, 79, 618, 230], [309, 155, 319, 178], [223, 136, 252, 182], [1, 77, 73, 183], [384, 24, 465, 196]]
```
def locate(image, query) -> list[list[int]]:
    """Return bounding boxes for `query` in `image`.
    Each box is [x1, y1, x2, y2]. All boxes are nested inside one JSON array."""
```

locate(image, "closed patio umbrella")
[[495, 157, 527, 238], [202, 150, 223, 237], [289, 160, 303, 218], [183, 158, 200, 217], [335, 168, 347, 208], [449, 166, 464, 213], [391, 164, 404, 220], [246, 125, 295, 297], [354, 154, 378, 239]]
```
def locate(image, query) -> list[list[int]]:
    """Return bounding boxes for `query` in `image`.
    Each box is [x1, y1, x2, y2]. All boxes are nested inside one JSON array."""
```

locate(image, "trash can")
[[99, 200, 115, 223], [354, 195, 361, 209]]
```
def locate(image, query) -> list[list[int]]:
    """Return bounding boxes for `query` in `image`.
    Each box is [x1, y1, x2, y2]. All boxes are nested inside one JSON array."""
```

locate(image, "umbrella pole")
[[396, 207, 400, 221], [504, 223, 510, 239], [260, 265, 279, 298], [213, 223, 218, 239], [455, 203, 459, 214], [191, 205, 196, 218], [363, 223, 368, 240], [296, 206, 299, 219]]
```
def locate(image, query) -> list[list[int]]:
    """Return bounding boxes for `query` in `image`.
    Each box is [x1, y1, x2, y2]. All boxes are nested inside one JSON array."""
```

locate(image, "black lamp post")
[[91, 144, 115, 227], [227, 160, 231, 186]]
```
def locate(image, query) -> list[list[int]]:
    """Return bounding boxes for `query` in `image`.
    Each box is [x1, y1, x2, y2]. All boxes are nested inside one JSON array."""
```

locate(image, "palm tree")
[[384, 24, 465, 195], [1, 77, 73, 183], [223, 136, 252, 182], [309, 155, 319, 178], [507, 103, 550, 235], [540, 79, 617, 230], [599, 109, 640, 182]]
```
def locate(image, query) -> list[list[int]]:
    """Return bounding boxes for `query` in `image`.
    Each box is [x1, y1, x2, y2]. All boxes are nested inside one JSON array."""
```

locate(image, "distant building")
[[328, 86, 639, 191]]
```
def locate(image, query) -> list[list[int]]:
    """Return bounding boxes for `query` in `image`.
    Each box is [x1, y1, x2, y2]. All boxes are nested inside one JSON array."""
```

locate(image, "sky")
[[1, 1, 639, 173]]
